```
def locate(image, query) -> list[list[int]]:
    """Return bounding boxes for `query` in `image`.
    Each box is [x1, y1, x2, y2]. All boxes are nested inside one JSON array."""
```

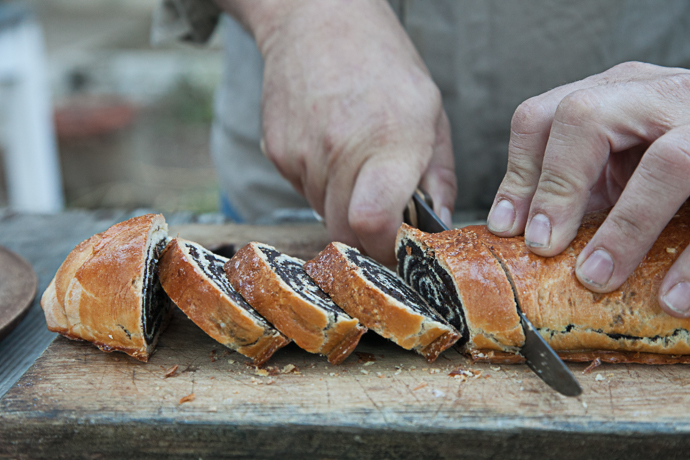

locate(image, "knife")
[[403, 188, 582, 397]]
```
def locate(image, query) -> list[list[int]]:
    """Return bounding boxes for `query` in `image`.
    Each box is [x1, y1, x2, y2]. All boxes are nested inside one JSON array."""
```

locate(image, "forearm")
[[213, 0, 401, 55]]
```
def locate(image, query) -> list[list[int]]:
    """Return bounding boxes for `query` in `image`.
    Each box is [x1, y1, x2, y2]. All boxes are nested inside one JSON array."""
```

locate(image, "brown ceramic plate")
[[0, 246, 37, 342]]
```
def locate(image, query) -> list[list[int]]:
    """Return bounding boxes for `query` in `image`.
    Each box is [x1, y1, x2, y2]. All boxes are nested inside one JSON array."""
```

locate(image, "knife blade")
[[403, 188, 582, 397]]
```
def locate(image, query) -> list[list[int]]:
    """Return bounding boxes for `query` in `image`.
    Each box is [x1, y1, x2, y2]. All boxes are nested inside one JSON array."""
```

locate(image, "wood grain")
[[2, 221, 690, 458], [3, 305, 690, 459]]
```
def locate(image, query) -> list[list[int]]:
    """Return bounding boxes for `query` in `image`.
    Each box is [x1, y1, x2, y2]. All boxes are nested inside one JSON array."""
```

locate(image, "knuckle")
[[610, 61, 648, 74], [511, 98, 551, 135], [537, 167, 586, 198], [503, 158, 539, 193], [605, 209, 650, 244], [554, 90, 602, 127], [647, 134, 690, 178], [651, 73, 690, 101]]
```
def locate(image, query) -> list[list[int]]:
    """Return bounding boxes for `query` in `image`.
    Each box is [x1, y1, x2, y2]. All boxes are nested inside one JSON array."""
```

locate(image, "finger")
[[524, 79, 690, 257], [488, 79, 616, 236], [322, 154, 361, 249], [419, 111, 456, 228], [575, 124, 690, 292], [658, 242, 690, 318], [487, 62, 681, 237], [348, 150, 426, 264]]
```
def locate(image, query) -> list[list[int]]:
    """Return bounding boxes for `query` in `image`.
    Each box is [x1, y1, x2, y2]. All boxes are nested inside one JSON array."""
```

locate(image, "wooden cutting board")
[[0, 246, 37, 342], [1, 223, 690, 459]]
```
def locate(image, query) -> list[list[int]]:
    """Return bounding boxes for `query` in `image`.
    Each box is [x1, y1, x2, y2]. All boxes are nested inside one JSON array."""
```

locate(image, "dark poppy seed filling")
[[344, 248, 446, 322], [186, 243, 273, 326], [142, 237, 172, 344], [396, 239, 469, 346], [258, 245, 348, 321]]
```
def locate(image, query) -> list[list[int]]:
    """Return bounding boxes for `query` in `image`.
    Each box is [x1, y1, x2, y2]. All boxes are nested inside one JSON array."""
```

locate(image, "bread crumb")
[[254, 369, 269, 377], [281, 364, 297, 374], [582, 358, 601, 375], [228, 360, 235, 365], [164, 364, 179, 379], [360, 370, 369, 375], [595, 373, 605, 381], [667, 247, 677, 254], [376, 372, 385, 378], [519, 387, 524, 391], [490, 366, 501, 372], [363, 361, 375, 367], [209, 406, 217, 412], [356, 352, 376, 363], [329, 373, 337, 377], [429, 368, 440, 374], [394, 369, 402, 376], [178, 393, 195, 405], [431, 389, 445, 398], [413, 382, 428, 391], [582, 401, 588, 409]]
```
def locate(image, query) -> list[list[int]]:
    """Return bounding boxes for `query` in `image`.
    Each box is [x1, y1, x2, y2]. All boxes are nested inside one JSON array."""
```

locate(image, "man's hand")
[[219, 0, 455, 265], [487, 62, 690, 318]]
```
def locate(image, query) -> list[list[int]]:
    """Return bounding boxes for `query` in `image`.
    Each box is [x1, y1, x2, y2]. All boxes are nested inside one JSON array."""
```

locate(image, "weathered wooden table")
[[1, 210, 690, 459]]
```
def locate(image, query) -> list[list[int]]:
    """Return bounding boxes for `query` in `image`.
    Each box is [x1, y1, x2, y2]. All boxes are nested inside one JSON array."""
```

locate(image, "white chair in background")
[[0, 3, 63, 213]]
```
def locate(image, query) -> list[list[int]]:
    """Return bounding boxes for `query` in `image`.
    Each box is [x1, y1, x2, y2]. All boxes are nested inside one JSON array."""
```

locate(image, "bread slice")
[[40, 214, 172, 362], [396, 225, 525, 355], [397, 202, 690, 363], [158, 238, 290, 366], [224, 242, 367, 364], [305, 242, 460, 362]]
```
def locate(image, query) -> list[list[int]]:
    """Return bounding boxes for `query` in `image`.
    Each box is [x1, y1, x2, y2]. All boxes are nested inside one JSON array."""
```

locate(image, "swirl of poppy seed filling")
[[142, 237, 172, 343], [344, 248, 447, 323], [396, 239, 469, 346], [259, 246, 350, 324], [186, 243, 275, 328]]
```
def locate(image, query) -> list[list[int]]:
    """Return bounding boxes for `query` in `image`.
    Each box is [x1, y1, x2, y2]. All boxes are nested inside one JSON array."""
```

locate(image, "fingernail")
[[487, 200, 515, 233], [577, 249, 614, 288], [662, 282, 690, 314], [440, 206, 452, 229], [525, 214, 551, 248]]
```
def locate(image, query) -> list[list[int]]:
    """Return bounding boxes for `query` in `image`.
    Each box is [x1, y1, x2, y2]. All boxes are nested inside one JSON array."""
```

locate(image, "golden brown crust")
[[158, 238, 290, 366], [304, 242, 459, 363], [482, 203, 690, 356], [40, 214, 169, 362], [396, 224, 525, 353], [225, 242, 366, 364]]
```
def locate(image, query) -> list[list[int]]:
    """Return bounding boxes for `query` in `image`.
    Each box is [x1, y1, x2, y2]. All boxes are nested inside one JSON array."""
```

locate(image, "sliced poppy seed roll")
[[224, 242, 367, 365], [304, 242, 460, 363], [159, 238, 290, 366], [40, 214, 173, 362]]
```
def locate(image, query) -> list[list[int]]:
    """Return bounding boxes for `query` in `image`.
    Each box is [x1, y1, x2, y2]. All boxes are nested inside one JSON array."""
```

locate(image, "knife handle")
[[403, 188, 434, 228]]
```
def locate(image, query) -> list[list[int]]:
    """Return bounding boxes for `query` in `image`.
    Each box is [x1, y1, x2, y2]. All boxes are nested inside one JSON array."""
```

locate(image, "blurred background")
[[0, 0, 223, 215]]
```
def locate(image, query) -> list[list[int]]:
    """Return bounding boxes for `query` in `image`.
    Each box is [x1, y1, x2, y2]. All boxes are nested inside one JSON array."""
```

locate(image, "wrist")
[[214, 0, 308, 51], [215, 0, 398, 55]]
